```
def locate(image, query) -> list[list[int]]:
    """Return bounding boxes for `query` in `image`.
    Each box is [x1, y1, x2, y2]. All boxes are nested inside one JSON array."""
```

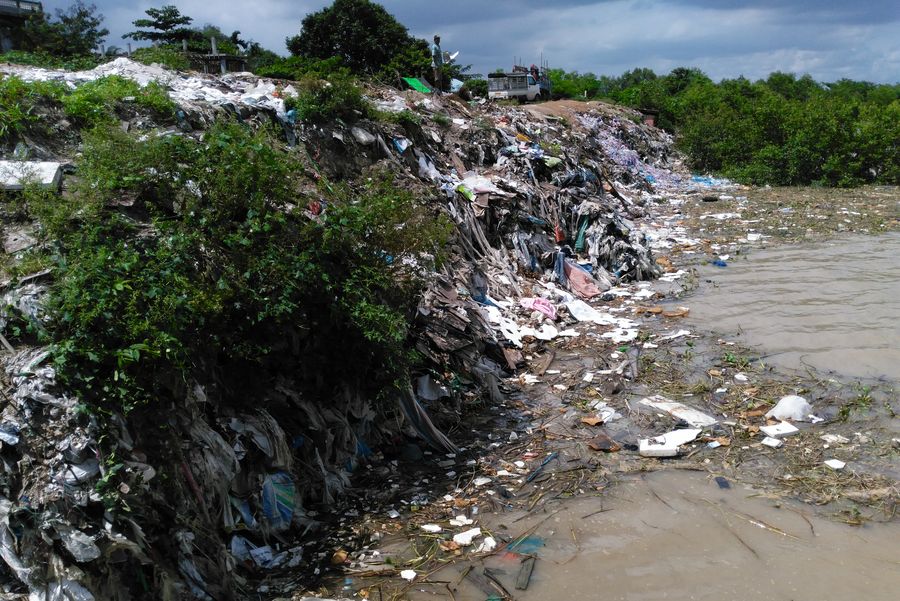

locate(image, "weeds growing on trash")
[[0, 50, 105, 72], [0, 75, 66, 139], [129, 46, 190, 71], [61, 75, 175, 125], [290, 73, 370, 123], [36, 122, 449, 419]]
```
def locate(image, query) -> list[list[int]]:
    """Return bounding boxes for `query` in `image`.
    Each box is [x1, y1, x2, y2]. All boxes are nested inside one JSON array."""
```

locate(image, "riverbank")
[[1, 58, 896, 599], [304, 185, 899, 601]]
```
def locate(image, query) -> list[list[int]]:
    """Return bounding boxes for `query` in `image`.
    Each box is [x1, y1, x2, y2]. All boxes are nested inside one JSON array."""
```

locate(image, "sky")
[[45, 0, 900, 83]]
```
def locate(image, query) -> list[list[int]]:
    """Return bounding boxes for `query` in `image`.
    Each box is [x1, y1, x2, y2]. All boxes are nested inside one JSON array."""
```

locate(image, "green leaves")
[[44, 122, 448, 416], [61, 76, 176, 126]]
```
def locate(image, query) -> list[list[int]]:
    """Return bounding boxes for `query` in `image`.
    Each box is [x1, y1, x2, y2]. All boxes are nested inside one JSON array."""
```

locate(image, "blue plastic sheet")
[[261, 472, 295, 531]]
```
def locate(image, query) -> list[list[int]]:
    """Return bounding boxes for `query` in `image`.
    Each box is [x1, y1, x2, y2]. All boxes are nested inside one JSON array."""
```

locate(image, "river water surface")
[[405, 471, 900, 601], [686, 232, 900, 381]]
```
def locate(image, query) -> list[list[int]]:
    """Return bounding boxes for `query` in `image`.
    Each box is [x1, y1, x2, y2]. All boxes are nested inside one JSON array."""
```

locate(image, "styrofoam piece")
[[400, 569, 417, 581], [0, 161, 62, 191], [449, 515, 473, 527], [476, 536, 496, 553], [453, 527, 482, 546], [761, 436, 784, 448], [765, 395, 813, 422], [824, 459, 845, 470], [639, 428, 702, 457], [639, 395, 718, 427], [760, 421, 800, 438]]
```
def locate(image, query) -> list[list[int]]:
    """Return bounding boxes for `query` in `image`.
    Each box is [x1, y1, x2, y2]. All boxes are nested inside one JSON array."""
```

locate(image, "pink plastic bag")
[[520, 297, 557, 320]]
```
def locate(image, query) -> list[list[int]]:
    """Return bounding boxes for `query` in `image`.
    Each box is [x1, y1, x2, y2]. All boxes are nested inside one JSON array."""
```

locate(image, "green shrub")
[[45, 122, 450, 415], [0, 51, 105, 71], [392, 109, 422, 127], [61, 75, 175, 125], [293, 73, 369, 123], [130, 47, 190, 71], [463, 78, 487, 98], [255, 56, 348, 81], [0, 75, 66, 139]]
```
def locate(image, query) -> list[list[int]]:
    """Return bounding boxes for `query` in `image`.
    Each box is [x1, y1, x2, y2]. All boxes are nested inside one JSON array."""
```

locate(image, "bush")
[[42, 122, 450, 415], [61, 75, 175, 125], [0, 75, 66, 139], [130, 46, 190, 71], [0, 50, 106, 71], [292, 73, 369, 122], [463, 79, 487, 98], [255, 56, 347, 81]]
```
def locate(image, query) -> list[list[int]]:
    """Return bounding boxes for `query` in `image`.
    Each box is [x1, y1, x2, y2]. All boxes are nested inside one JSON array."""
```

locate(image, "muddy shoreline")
[[292, 185, 899, 600]]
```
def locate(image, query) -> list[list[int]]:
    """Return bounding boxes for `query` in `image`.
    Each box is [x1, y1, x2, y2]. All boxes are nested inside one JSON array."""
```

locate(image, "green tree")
[[663, 67, 711, 95], [464, 78, 488, 97], [377, 38, 430, 83], [617, 67, 657, 89], [548, 69, 601, 99], [123, 5, 194, 44], [286, 0, 416, 74], [22, 1, 109, 57]]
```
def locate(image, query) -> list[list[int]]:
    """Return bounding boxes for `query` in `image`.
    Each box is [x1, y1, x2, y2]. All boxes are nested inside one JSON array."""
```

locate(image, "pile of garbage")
[[0, 58, 725, 599]]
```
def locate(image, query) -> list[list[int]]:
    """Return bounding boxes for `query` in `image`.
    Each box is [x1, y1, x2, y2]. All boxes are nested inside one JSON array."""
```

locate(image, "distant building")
[[0, 0, 42, 53]]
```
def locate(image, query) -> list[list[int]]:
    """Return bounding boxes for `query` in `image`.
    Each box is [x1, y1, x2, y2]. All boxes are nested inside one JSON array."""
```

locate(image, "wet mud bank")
[[314, 186, 899, 601]]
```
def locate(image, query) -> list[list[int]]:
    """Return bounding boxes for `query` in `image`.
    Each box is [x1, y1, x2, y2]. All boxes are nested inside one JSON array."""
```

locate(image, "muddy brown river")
[[686, 232, 900, 381], [400, 471, 900, 601], [340, 232, 900, 601]]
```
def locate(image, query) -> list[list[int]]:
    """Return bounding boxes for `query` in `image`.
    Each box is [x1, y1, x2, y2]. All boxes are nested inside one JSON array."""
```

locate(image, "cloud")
[[42, 0, 900, 82]]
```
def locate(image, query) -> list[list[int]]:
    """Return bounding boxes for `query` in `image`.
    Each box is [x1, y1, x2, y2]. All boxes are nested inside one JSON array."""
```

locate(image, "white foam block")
[[639, 428, 702, 457], [760, 422, 799, 438], [0, 161, 62, 191]]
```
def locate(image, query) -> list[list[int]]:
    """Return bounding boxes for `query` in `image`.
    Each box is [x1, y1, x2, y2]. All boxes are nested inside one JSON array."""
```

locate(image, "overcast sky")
[[45, 0, 900, 83]]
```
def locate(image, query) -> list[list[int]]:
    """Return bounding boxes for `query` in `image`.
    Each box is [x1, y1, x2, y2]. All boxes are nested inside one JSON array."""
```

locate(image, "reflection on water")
[[687, 232, 900, 380]]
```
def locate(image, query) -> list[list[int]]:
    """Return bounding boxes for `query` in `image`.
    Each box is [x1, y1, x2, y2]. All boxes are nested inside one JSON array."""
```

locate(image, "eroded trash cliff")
[[0, 58, 726, 599]]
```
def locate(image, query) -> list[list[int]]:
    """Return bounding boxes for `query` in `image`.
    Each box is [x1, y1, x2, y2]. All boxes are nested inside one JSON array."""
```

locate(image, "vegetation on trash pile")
[[0, 74, 175, 141], [26, 122, 450, 416], [284, 72, 370, 123], [61, 75, 175, 125], [255, 56, 347, 81], [129, 46, 190, 71], [550, 67, 900, 187], [0, 75, 66, 138], [0, 50, 106, 72]]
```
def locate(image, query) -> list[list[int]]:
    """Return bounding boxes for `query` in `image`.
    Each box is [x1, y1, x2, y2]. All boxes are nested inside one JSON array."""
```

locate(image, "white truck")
[[488, 66, 551, 102]]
